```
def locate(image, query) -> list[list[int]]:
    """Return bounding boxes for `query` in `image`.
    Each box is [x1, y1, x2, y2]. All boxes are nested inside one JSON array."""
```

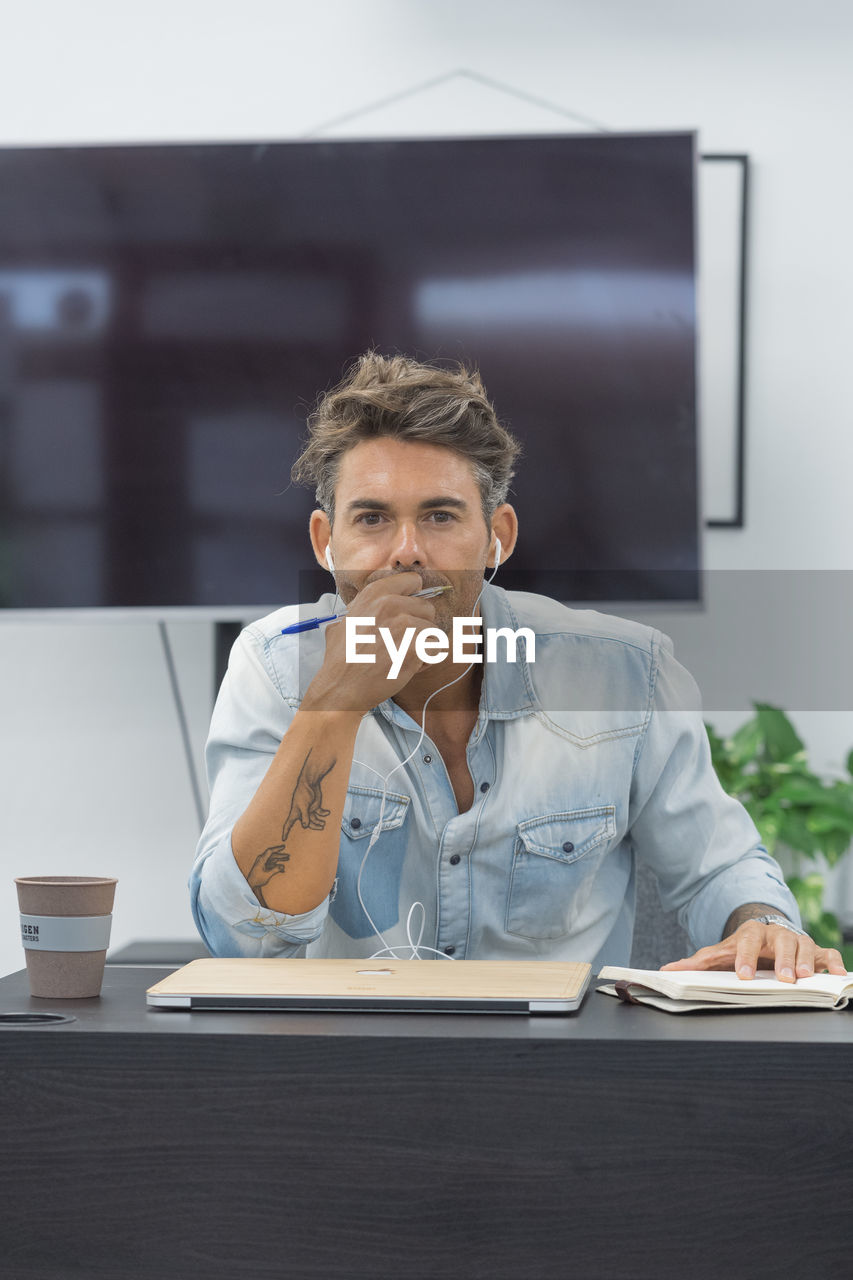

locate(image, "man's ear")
[[309, 509, 333, 572], [489, 504, 518, 566]]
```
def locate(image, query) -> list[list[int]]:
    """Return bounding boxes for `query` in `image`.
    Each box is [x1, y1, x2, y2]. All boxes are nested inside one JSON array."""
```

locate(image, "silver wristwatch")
[[754, 913, 807, 937]]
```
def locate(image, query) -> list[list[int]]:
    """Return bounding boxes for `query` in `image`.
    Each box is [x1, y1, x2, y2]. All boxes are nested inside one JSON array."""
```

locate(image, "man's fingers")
[[363, 570, 423, 592], [733, 919, 767, 979], [768, 931, 799, 983], [792, 942, 847, 978], [662, 924, 849, 981], [736, 928, 845, 982], [660, 943, 734, 971], [795, 937, 817, 978], [736, 924, 801, 982], [815, 947, 848, 976], [358, 571, 424, 604]]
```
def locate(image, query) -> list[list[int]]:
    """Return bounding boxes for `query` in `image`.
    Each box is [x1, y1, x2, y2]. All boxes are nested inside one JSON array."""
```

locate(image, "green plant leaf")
[[787, 874, 827, 934], [708, 707, 853, 909], [749, 809, 779, 852], [812, 910, 843, 950], [777, 810, 821, 856], [773, 778, 834, 808], [729, 717, 762, 768], [818, 828, 853, 865], [806, 809, 853, 836], [828, 781, 853, 815], [753, 703, 805, 764], [705, 723, 744, 794]]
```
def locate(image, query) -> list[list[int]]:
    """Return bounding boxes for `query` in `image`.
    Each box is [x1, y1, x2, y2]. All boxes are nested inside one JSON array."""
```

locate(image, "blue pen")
[[280, 584, 451, 635]]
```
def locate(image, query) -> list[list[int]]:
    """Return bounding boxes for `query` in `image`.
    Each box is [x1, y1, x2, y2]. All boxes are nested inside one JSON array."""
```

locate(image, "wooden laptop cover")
[[146, 958, 591, 1010]]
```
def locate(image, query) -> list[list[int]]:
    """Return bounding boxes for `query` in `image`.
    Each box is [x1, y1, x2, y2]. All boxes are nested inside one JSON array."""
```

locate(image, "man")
[[190, 351, 845, 982]]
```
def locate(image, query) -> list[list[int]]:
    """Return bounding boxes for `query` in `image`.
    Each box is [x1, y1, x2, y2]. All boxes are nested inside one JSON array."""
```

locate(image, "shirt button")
[[480, 781, 490, 792], [444, 945, 456, 955], [351, 817, 362, 830], [562, 841, 574, 853], [449, 854, 461, 865], [423, 754, 432, 764]]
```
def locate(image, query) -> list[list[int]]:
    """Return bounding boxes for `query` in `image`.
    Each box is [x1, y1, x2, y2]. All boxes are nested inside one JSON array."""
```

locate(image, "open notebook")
[[597, 965, 853, 1013], [146, 957, 592, 1014]]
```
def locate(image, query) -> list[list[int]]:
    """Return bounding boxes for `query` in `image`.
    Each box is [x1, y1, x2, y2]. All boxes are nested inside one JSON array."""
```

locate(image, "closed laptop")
[[146, 957, 591, 1014]]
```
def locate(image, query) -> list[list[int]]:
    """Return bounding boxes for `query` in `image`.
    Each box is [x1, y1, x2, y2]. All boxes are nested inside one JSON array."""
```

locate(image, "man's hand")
[[302, 571, 438, 717], [661, 919, 847, 983]]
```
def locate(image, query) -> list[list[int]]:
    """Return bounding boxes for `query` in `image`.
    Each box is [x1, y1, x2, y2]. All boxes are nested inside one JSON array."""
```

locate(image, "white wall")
[[3, 0, 853, 976]]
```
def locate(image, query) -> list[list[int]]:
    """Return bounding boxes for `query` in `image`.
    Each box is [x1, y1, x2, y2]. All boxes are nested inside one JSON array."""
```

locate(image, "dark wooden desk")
[[1, 964, 852, 1280]]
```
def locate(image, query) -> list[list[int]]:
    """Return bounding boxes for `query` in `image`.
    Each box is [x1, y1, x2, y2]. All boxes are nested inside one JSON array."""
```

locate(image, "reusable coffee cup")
[[15, 876, 117, 999]]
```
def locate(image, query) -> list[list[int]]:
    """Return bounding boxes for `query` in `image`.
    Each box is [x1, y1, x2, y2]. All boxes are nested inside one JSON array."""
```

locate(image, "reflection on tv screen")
[[0, 133, 698, 610]]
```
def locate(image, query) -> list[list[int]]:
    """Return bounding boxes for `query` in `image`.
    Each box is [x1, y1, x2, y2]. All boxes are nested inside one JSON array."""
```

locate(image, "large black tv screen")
[[0, 132, 698, 612]]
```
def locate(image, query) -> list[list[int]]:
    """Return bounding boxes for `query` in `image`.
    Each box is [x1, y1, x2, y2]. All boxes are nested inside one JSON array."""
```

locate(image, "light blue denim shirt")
[[190, 584, 799, 968]]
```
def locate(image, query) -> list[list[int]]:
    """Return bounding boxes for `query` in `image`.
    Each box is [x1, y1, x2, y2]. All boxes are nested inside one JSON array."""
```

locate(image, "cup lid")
[[15, 876, 118, 886]]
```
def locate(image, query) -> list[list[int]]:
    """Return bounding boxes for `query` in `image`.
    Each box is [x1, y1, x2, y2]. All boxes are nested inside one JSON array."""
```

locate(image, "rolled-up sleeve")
[[189, 624, 333, 957], [629, 632, 801, 949]]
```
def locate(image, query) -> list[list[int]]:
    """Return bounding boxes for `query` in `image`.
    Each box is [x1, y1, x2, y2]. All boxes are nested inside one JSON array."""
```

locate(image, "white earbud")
[[492, 535, 502, 568], [325, 546, 335, 573]]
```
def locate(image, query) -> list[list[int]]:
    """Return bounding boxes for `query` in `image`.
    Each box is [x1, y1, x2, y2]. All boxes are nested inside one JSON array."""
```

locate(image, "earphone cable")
[[349, 556, 502, 959]]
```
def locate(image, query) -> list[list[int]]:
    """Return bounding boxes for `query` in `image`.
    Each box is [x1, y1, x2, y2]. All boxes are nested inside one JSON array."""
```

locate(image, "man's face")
[[324, 438, 493, 628]]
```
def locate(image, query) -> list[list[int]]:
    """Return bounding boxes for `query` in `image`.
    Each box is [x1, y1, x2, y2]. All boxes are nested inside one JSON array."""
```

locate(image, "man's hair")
[[291, 351, 521, 525]]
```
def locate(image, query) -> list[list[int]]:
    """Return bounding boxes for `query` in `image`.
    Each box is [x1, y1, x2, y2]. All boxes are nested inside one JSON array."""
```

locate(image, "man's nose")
[[390, 523, 422, 567]]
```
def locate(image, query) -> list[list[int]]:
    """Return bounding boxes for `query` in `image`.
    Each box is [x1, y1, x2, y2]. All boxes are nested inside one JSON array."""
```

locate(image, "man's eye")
[[355, 512, 384, 526], [427, 511, 455, 524]]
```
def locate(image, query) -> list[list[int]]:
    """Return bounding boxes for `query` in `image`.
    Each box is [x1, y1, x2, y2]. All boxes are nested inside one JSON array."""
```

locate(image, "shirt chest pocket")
[[333, 786, 411, 939], [505, 806, 616, 941], [341, 786, 410, 842]]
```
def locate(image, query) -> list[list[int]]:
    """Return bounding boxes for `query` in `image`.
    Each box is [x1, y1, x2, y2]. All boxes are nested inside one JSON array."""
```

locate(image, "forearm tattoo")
[[248, 749, 335, 907]]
